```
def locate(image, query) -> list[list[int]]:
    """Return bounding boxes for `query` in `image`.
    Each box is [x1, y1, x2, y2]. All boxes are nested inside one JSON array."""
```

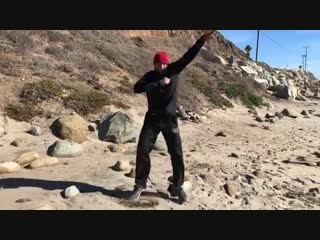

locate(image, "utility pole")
[[301, 54, 305, 71], [255, 30, 260, 62], [304, 46, 310, 71]]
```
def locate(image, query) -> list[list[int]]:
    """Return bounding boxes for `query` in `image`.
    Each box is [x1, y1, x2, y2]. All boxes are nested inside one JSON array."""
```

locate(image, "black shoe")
[[167, 184, 187, 204], [127, 186, 146, 201]]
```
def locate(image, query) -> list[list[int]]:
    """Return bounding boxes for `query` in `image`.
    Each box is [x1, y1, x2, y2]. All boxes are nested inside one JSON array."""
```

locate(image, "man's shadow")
[[0, 178, 170, 201]]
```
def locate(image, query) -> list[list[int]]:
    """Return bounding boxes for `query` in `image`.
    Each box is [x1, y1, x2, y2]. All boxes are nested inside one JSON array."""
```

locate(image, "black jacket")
[[133, 36, 206, 116]]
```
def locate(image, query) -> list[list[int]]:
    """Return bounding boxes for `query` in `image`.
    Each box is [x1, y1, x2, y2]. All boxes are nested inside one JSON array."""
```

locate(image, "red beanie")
[[153, 52, 169, 64]]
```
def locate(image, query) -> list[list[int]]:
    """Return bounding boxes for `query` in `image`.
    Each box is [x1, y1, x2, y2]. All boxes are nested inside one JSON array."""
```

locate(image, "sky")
[[218, 30, 320, 79]]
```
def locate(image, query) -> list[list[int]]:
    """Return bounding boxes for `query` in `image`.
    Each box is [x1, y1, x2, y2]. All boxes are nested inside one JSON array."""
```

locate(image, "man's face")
[[154, 62, 168, 73]]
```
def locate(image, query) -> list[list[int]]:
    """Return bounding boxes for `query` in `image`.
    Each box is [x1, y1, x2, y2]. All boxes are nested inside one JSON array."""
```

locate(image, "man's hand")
[[160, 77, 171, 87], [202, 30, 217, 42]]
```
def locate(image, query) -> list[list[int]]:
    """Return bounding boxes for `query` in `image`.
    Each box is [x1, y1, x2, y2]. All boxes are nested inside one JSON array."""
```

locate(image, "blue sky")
[[218, 30, 320, 79]]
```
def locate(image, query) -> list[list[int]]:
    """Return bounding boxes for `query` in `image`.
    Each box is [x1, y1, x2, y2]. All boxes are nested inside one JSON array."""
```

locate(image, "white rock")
[[64, 186, 80, 199], [31, 125, 42, 136], [0, 162, 21, 174]]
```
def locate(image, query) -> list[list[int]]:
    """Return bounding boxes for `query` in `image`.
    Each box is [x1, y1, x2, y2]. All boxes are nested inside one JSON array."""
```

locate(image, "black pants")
[[135, 113, 184, 189]]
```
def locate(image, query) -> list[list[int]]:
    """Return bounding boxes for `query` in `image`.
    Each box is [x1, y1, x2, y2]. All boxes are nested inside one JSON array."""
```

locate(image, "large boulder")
[[200, 48, 226, 65], [0, 114, 7, 138], [254, 78, 269, 88], [50, 113, 88, 144], [98, 112, 138, 144], [240, 66, 258, 77], [273, 85, 291, 99]]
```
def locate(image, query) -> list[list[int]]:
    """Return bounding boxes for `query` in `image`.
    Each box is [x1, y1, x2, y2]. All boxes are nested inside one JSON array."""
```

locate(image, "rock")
[[125, 169, 136, 178], [50, 113, 88, 144], [224, 182, 239, 197], [307, 109, 315, 115], [177, 106, 189, 120], [317, 162, 320, 167], [314, 151, 320, 158], [269, 118, 277, 124], [15, 151, 40, 167], [15, 198, 32, 203], [309, 188, 320, 194], [11, 138, 26, 147], [64, 186, 80, 199], [255, 78, 269, 88], [215, 131, 226, 137], [183, 181, 193, 192], [273, 183, 281, 190], [29, 157, 60, 169], [282, 108, 298, 118], [253, 170, 264, 178], [88, 124, 96, 132], [275, 112, 284, 119], [0, 162, 21, 174], [265, 113, 274, 119], [112, 160, 131, 171], [255, 116, 263, 122], [200, 49, 226, 65], [98, 112, 137, 144], [301, 110, 308, 116], [48, 140, 82, 158], [229, 153, 239, 158], [108, 144, 125, 153], [0, 114, 7, 138], [305, 88, 314, 97], [240, 66, 258, 77], [31, 125, 42, 136], [152, 141, 166, 151], [273, 85, 292, 100]]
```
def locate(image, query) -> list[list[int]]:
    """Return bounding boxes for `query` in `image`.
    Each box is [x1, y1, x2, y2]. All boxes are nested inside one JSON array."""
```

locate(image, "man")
[[128, 31, 216, 204]]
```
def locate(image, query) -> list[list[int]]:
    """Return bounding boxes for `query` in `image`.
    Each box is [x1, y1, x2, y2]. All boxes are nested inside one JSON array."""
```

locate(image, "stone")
[[112, 160, 131, 171], [48, 140, 82, 158], [88, 124, 96, 132], [215, 131, 226, 137], [108, 144, 126, 153], [50, 113, 88, 144], [256, 116, 263, 122], [183, 181, 193, 192], [240, 66, 258, 77], [125, 169, 136, 178], [275, 112, 284, 119], [224, 182, 239, 197], [230, 153, 239, 158], [177, 106, 189, 120], [64, 186, 80, 199], [15, 198, 32, 203], [253, 170, 264, 178], [0, 162, 21, 174], [15, 151, 40, 167], [98, 112, 137, 144], [282, 108, 298, 118], [152, 141, 166, 151], [265, 113, 273, 119], [29, 157, 60, 169], [11, 138, 26, 147], [31, 125, 42, 136]]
